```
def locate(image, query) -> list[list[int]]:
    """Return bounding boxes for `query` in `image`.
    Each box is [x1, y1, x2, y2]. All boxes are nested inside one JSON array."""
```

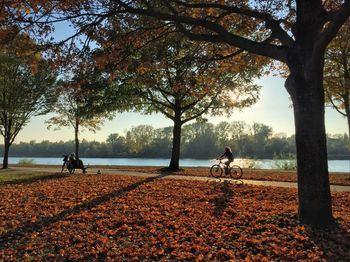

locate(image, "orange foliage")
[[0, 174, 349, 260]]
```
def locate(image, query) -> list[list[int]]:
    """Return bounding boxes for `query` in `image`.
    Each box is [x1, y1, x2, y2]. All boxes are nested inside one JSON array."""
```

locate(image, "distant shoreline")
[[5, 155, 350, 160]]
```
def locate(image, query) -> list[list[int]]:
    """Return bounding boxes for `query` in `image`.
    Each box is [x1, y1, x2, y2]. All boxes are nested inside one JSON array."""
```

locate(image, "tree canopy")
[[0, 35, 57, 168], [324, 18, 350, 136]]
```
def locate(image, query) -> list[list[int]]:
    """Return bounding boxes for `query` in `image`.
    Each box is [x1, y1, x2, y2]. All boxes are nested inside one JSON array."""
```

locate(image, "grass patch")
[[272, 154, 297, 171], [0, 169, 61, 184], [17, 158, 36, 165]]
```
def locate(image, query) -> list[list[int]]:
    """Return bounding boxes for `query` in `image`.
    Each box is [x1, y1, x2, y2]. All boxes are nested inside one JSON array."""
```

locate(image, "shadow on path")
[[0, 172, 170, 247], [213, 180, 234, 217]]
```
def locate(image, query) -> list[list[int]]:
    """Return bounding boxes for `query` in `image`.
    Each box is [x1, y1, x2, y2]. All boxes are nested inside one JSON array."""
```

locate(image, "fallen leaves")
[[0, 174, 349, 261]]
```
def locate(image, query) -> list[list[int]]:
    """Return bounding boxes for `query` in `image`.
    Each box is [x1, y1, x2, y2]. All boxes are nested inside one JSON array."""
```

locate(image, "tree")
[[250, 122, 273, 158], [214, 121, 233, 152], [182, 122, 218, 159], [214, 121, 249, 157], [117, 34, 261, 170], [324, 19, 350, 141], [0, 39, 57, 168], [46, 69, 114, 159], [324, 18, 350, 178], [124, 125, 156, 155]]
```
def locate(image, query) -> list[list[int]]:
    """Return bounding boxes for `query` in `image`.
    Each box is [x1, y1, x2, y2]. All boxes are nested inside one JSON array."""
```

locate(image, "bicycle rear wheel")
[[210, 164, 223, 178], [230, 165, 243, 179]]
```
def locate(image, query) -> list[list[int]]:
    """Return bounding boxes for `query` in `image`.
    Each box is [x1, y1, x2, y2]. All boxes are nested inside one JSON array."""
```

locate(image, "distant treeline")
[[1, 121, 349, 159]]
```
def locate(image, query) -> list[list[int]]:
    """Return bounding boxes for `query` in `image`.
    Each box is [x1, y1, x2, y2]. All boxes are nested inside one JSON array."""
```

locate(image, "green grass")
[[17, 158, 36, 165], [0, 169, 60, 183]]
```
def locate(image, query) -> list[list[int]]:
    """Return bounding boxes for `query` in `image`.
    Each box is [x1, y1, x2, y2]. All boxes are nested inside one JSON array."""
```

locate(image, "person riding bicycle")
[[218, 146, 234, 174]]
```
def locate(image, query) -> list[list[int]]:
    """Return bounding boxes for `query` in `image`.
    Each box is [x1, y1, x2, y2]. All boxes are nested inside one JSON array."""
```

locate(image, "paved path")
[[10, 166, 350, 193]]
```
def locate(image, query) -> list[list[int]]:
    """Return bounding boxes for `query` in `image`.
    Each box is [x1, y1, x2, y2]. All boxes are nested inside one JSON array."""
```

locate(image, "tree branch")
[[326, 90, 347, 117], [318, 1, 350, 50], [115, 0, 288, 62]]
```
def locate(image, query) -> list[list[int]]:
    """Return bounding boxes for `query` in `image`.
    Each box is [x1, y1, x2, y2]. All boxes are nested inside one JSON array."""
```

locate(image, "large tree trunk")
[[286, 64, 333, 226], [282, 2, 334, 226], [345, 101, 350, 179], [169, 112, 182, 170], [75, 120, 80, 160], [2, 137, 10, 169]]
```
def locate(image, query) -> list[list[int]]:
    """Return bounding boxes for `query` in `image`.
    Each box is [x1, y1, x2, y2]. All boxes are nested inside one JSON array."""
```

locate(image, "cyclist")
[[218, 146, 234, 174]]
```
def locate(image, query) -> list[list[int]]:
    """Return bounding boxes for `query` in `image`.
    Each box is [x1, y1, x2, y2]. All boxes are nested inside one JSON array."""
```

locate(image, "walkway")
[[10, 166, 350, 193]]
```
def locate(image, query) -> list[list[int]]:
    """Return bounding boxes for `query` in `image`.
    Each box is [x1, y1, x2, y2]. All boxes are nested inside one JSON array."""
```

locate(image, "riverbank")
[[4, 157, 350, 172]]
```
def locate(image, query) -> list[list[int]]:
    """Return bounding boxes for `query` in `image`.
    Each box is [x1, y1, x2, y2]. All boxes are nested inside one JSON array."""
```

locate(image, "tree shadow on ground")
[[212, 180, 234, 217], [307, 221, 350, 261], [265, 213, 350, 261], [0, 172, 70, 186], [0, 172, 170, 247], [158, 167, 185, 173]]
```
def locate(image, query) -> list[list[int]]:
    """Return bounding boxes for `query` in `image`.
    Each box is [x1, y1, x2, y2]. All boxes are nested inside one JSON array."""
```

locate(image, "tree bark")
[[345, 100, 350, 179], [278, 2, 333, 226], [286, 63, 333, 225], [75, 119, 80, 160], [2, 137, 10, 169], [169, 110, 182, 170]]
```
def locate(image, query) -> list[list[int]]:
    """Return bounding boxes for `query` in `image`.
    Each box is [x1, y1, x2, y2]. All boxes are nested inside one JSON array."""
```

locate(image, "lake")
[[8, 157, 350, 173]]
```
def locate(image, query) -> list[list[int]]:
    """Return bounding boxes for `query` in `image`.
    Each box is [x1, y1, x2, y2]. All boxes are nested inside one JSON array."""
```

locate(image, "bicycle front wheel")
[[230, 165, 243, 179], [210, 164, 223, 178]]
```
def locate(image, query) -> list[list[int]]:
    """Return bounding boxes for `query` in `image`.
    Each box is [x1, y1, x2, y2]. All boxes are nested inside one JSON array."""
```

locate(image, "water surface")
[[9, 157, 350, 173]]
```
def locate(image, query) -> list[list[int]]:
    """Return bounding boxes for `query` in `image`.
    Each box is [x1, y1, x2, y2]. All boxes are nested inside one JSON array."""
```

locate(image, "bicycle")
[[210, 159, 243, 179]]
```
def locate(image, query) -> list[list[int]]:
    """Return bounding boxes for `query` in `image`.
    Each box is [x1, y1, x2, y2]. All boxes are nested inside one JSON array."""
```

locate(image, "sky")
[[14, 75, 348, 143]]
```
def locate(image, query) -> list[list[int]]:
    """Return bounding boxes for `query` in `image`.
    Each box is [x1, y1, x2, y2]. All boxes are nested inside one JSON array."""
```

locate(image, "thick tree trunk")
[[75, 121, 80, 160], [345, 104, 350, 179], [286, 68, 333, 226], [2, 138, 10, 169], [282, 2, 334, 226], [347, 114, 350, 146], [169, 113, 182, 170]]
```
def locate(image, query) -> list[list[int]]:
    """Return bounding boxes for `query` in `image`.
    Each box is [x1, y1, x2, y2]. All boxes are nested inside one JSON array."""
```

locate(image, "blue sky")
[[15, 75, 347, 143]]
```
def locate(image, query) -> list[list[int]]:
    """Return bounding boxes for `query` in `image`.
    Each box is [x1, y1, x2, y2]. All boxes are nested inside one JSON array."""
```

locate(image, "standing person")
[[69, 153, 76, 161], [61, 154, 68, 173], [218, 147, 234, 174]]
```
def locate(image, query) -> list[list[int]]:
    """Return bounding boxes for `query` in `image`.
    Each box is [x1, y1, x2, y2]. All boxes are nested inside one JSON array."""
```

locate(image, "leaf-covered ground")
[[114, 166, 350, 186], [0, 174, 349, 261]]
